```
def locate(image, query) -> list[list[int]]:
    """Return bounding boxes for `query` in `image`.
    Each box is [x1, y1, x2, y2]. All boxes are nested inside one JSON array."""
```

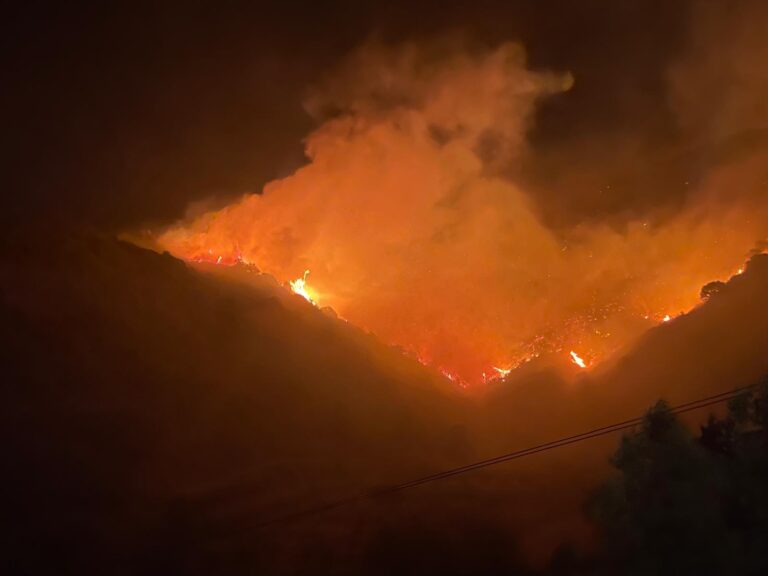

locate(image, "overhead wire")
[[252, 383, 756, 529]]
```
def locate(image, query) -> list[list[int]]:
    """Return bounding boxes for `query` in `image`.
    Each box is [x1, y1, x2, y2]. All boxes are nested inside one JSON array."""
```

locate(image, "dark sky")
[[6, 0, 694, 231]]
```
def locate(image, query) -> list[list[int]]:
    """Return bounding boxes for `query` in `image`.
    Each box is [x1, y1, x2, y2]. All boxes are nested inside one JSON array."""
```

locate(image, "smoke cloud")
[[156, 30, 768, 384]]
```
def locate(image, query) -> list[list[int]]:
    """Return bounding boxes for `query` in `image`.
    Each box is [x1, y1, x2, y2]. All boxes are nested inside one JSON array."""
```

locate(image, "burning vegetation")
[[289, 269, 314, 304], [155, 40, 768, 386]]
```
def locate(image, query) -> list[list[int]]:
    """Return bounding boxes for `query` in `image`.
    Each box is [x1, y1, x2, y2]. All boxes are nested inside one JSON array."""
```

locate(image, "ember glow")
[[289, 269, 314, 304], [156, 41, 768, 386], [570, 351, 587, 369], [493, 367, 512, 378]]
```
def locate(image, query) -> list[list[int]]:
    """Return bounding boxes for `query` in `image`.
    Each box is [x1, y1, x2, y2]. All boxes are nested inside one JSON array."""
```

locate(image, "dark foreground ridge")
[[3, 233, 768, 575]]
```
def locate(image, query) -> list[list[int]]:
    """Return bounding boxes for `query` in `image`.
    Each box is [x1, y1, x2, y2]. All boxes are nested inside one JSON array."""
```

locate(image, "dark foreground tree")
[[591, 384, 768, 575]]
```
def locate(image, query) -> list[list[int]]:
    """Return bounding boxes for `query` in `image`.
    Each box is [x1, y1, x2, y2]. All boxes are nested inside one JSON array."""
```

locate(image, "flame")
[[570, 351, 587, 369], [289, 270, 315, 304], [153, 41, 768, 387], [662, 314, 672, 323], [493, 367, 512, 378]]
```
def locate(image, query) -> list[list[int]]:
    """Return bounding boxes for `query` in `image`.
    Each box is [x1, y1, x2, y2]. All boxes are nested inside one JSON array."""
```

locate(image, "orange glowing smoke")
[[155, 41, 768, 385]]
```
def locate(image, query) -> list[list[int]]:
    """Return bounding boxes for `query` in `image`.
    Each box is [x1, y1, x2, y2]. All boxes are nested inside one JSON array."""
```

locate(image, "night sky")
[[7, 0, 705, 230]]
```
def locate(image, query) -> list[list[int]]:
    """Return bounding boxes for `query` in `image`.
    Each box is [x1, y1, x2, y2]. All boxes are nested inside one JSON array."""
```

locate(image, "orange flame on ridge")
[[289, 270, 315, 304], [570, 351, 587, 369]]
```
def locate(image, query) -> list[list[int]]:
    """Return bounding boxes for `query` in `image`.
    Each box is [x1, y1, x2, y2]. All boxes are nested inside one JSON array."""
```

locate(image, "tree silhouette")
[[592, 385, 768, 575], [700, 280, 726, 301]]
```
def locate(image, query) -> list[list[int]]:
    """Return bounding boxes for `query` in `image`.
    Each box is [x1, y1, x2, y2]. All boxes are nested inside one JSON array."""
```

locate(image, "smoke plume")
[[156, 35, 768, 384]]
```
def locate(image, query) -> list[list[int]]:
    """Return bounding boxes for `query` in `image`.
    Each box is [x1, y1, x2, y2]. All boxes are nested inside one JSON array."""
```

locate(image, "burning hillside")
[[155, 40, 768, 386]]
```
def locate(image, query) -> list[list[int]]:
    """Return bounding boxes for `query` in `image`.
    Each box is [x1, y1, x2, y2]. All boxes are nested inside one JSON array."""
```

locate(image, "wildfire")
[[289, 270, 315, 304], [493, 366, 512, 378], [153, 41, 768, 388], [570, 351, 587, 369]]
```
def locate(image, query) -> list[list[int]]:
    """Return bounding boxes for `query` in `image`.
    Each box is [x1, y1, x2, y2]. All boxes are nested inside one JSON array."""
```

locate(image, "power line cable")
[[381, 385, 751, 493], [252, 383, 756, 528]]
